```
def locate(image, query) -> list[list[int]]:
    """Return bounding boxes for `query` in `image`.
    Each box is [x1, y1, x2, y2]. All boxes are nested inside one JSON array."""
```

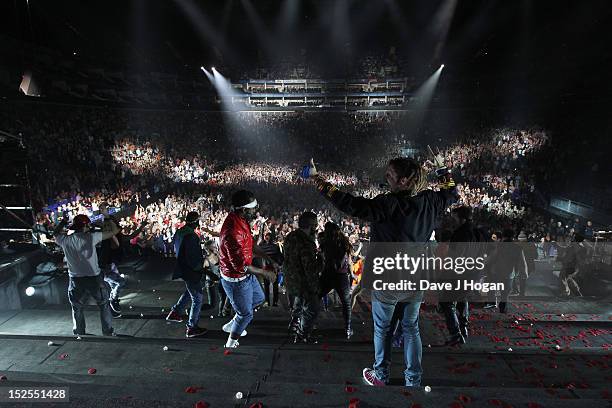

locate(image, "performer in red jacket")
[[219, 190, 278, 349]]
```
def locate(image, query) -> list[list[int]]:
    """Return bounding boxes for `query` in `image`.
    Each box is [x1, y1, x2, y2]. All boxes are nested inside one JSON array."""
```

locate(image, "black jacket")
[[320, 189, 457, 243], [317, 181, 458, 303], [172, 227, 204, 282]]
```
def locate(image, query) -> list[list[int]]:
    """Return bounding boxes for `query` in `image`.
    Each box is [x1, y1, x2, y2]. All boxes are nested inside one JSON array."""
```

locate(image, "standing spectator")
[[517, 231, 537, 296], [166, 211, 214, 338], [487, 228, 527, 313], [283, 211, 323, 343], [440, 206, 483, 346], [219, 190, 277, 349], [54, 214, 120, 336], [319, 221, 354, 339], [258, 232, 284, 307], [311, 156, 457, 387]]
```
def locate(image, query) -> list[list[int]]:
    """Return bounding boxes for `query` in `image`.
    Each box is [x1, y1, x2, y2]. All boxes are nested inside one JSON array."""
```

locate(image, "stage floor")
[[0, 254, 610, 407]]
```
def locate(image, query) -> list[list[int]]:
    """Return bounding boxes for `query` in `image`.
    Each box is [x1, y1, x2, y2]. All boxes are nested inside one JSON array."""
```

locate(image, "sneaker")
[[300, 334, 319, 344], [110, 298, 122, 313], [166, 310, 186, 323], [110, 308, 122, 319], [346, 328, 354, 340], [483, 303, 497, 309], [186, 326, 208, 338], [222, 319, 247, 337], [444, 333, 466, 346], [362, 368, 386, 387], [225, 337, 239, 348]]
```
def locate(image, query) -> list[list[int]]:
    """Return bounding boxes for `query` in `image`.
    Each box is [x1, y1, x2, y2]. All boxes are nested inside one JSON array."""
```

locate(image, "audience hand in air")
[[426, 145, 446, 170], [308, 158, 318, 176]]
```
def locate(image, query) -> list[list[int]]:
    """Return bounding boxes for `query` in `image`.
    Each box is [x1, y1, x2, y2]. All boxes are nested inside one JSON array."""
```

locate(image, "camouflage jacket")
[[283, 229, 323, 296]]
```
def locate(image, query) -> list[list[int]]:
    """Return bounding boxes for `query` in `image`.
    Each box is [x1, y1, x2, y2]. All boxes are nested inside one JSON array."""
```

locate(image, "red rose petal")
[[223, 349, 232, 356], [87, 368, 97, 375], [249, 403, 263, 408], [195, 402, 209, 408], [345, 385, 357, 393], [488, 399, 502, 406], [349, 397, 360, 408], [458, 394, 472, 403]]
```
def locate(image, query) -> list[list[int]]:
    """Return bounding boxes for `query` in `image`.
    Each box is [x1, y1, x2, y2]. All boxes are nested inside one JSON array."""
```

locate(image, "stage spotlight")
[[211, 67, 216, 71], [25, 286, 35, 296], [441, 64, 445, 68], [200, 66, 205, 71]]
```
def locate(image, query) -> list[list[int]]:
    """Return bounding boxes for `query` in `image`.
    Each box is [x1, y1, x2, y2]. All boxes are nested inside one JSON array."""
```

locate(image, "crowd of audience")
[[1, 100, 603, 252]]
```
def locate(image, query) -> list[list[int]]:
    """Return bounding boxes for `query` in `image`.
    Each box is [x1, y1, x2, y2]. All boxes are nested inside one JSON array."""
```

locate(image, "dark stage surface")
[[0, 258, 610, 408]]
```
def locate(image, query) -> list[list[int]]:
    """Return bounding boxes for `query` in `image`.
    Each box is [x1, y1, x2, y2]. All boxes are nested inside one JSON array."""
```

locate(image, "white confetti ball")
[[530, 323, 533, 326], [140, 313, 144, 318], [560, 314, 565, 317], [210, 315, 214, 319], [235, 392, 243, 399], [508, 347, 513, 352], [514, 320, 519, 324], [158, 297, 162, 300], [47, 341, 54, 346], [424, 385, 431, 393], [427, 344, 432, 348], [152, 289, 156, 292], [163, 346, 169, 351], [129, 305, 133, 309], [76, 336, 82, 340], [555, 345, 561, 350], [161, 309, 165, 313]]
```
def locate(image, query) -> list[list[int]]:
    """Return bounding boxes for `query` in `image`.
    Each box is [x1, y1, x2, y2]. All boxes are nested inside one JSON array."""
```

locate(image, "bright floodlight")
[[211, 66, 216, 71], [441, 64, 445, 68], [25, 286, 35, 296], [200, 66, 205, 71]]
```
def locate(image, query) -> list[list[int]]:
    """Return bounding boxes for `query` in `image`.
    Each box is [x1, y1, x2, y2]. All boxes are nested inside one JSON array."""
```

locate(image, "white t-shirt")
[[55, 232, 103, 278]]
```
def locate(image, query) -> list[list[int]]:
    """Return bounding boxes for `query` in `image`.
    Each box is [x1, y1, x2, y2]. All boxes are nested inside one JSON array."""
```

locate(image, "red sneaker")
[[186, 326, 208, 338], [166, 310, 186, 323], [362, 368, 386, 387]]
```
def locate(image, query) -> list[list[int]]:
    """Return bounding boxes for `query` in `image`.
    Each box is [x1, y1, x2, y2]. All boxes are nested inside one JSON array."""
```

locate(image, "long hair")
[[388, 157, 428, 196], [320, 222, 352, 266]]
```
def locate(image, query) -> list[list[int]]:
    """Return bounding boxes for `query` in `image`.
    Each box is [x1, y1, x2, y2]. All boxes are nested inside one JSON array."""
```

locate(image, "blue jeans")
[[103, 263, 125, 301], [172, 279, 203, 329], [221, 275, 265, 336], [68, 275, 113, 335], [372, 299, 422, 386]]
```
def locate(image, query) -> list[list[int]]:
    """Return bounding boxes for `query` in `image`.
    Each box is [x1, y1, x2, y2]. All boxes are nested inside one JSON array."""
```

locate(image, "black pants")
[[263, 278, 279, 305], [440, 300, 469, 336], [290, 292, 320, 336], [205, 278, 228, 316], [497, 276, 513, 313], [320, 273, 352, 331], [68, 275, 113, 335]]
